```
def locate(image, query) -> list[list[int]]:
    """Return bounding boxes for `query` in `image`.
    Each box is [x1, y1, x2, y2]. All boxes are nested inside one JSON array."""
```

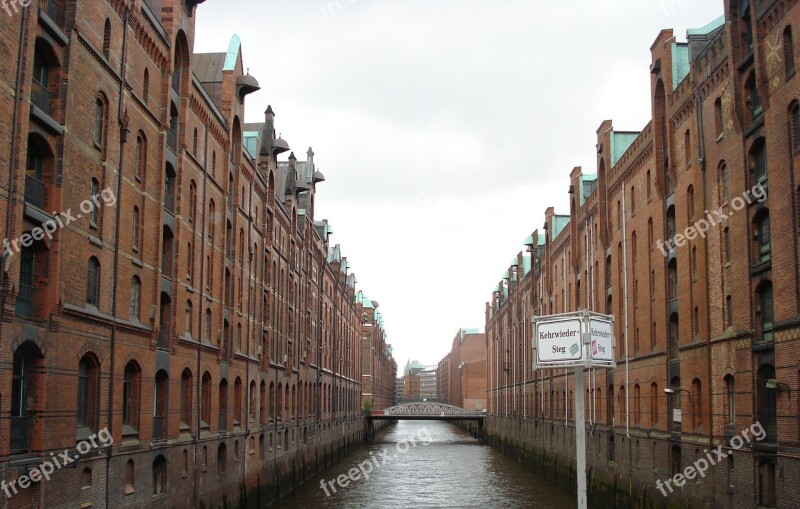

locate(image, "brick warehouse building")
[[486, 2, 800, 508], [437, 328, 487, 411], [0, 1, 396, 508]]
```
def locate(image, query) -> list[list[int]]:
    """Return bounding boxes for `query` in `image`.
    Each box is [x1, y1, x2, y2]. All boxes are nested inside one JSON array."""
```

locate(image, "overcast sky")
[[195, 0, 723, 370]]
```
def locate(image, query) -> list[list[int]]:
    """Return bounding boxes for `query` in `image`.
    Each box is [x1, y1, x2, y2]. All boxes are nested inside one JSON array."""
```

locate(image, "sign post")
[[532, 310, 616, 509]]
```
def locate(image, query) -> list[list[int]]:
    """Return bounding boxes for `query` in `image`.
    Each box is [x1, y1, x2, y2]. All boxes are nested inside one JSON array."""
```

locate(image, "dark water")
[[275, 420, 575, 509]]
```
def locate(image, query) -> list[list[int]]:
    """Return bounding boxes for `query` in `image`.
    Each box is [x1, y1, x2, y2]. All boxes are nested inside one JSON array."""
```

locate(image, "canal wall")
[[184, 416, 366, 509], [484, 415, 775, 509]]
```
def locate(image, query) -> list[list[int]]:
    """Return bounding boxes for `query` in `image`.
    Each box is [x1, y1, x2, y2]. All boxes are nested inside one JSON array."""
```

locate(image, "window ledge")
[[125, 485, 135, 495]]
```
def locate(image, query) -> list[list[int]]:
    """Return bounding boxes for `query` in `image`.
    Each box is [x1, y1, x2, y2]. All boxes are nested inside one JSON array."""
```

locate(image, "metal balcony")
[[31, 78, 51, 113], [153, 416, 166, 440], [24, 174, 46, 209]]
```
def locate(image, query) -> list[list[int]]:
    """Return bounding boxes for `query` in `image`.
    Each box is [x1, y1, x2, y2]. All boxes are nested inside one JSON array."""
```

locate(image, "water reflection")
[[276, 420, 575, 509]]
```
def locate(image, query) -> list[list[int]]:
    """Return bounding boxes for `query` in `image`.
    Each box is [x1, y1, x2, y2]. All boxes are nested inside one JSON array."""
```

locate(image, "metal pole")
[[574, 366, 587, 509]]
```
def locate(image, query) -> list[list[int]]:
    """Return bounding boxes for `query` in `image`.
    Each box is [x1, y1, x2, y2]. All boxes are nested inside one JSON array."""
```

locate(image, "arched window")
[[219, 379, 228, 430], [791, 103, 800, 152], [180, 369, 192, 430], [757, 365, 777, 442], [745, 72, 762, 123], [129, 276, 141, 320], [77, 354, 100, 432], [94, 98, 105, 147], [751, 139, 767, 186], [122, 362, 141, 434], [168, 102, 178, 151], [217, 443, 226, 474], [201, 373, 211, 428], [204, 308, 212, 342], [135, 133, 146, 181], [691, 378, 702, 430], [724, 374, 736, 425], [754, 209, 771, 264], [724, 227, 731, 262], [184, 300, 192, 336], [143, 68, 149, 103], [153, 455, 167, 495], [192, 128, 198, 155], [132, 206, 140, 250], [684, 129, 691, 167], [125, 460, 135, 494], [667, 260, 678, 301], [188, 180, 197, 223], [249, 380, 257, 422], [714, 97, 723, 137], [161, 225, 174, 278], [81, 467, 92, 488], [719, 162, 728, 203], [757, 281, 774, 342], [87, 257, 101, 307], [102, 19, 111, 59], [234, 378, 242, 426], [208, 200, 215, 241], [668, 313, 679, 360], [726, 295, 733, 329], [784, 26, 795, 78], [634, 384, 641, 425], [164, 164, 176, 212], [90, 178, 100, 226], [687, 185, 695, 221], [260, 381, 267, 425], [153, 370, 169, 440]]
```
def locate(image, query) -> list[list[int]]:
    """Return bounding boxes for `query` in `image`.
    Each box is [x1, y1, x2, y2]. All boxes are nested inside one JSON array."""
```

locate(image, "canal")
[[275, 420, 575, 508]]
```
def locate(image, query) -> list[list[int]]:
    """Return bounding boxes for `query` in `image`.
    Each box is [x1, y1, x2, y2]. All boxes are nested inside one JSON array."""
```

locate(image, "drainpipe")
[[1, 4, 30, 324], [695, 90, 716, 489], [106, 7, 130, 509], [193, 122, 209, 509], [621, 179, 631, 438], [244, 173, 253, 487]]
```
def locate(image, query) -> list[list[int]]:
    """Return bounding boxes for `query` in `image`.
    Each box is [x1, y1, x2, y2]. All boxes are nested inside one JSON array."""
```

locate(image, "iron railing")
[[10, 416, 30, 453], [31, 78, 51, 113], [166, 128, 177, 151], [153, 416, 165, 440], [24, 174, 46, 209]]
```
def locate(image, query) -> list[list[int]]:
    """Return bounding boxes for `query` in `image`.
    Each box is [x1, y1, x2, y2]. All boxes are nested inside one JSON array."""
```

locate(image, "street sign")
[[532, 310, 616, 370], [535, 317, 583, 364], [530, 310, 616, 509]]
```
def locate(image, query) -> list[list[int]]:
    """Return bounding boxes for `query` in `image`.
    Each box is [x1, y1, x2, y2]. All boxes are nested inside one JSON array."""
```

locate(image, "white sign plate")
[[536, 318, 584, 364], [589, 317, 613, 362]]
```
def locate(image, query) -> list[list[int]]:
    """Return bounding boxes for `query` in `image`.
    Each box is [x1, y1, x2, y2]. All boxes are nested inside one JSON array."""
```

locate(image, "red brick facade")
[[437, 329, 487, 412], [0, 1, 394, 507], [486, 2, 800, 507]]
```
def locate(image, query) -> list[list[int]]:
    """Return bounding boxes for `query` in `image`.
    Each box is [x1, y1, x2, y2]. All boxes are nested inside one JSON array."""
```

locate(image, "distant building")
[[419, 366, 438, 400], [395, 378, 404, 405], [437, 329, 487, 411]]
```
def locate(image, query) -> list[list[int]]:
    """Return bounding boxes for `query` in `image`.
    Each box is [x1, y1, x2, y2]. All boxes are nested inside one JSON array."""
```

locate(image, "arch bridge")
[[367, 402, 485, 421]]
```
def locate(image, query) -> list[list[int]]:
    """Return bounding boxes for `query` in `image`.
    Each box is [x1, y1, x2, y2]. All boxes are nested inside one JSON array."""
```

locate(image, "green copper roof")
[[610, 132, 638, 168], [552, 215, 570, 238], [243, 131, 258, 159], [223, 34, 241, 71], [522, 254, 532, 276], [579, 173, 597, 206], [524, 234, 534, 246], [687, 15, 724, 37], [671, 42, 690, 90]]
